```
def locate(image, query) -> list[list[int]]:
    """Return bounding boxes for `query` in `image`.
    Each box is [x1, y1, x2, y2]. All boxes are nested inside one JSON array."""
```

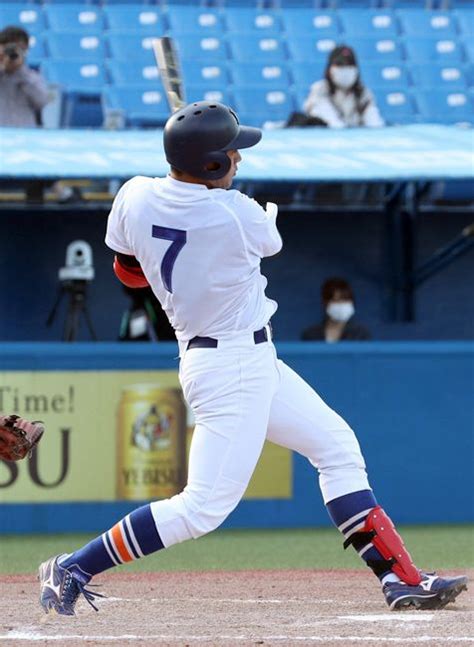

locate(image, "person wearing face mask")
[[301, 277, 371, 342], [303, 45, 384, 129]]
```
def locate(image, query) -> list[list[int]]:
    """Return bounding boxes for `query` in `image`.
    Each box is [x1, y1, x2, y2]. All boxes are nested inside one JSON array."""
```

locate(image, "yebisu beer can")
[[117, 383, 187, 500]]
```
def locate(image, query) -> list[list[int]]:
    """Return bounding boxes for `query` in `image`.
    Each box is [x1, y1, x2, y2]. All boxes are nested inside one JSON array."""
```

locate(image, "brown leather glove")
[[0, 414, 44, 461]]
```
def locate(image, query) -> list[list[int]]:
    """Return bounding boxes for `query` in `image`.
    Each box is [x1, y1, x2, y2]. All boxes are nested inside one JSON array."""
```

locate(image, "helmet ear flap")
[[200, 151, 232, 180]]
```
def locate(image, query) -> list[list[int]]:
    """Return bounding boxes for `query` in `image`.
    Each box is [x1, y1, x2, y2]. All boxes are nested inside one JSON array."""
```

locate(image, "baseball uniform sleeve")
[[230, 192, 282, 259], [105, 182, 134, 255]]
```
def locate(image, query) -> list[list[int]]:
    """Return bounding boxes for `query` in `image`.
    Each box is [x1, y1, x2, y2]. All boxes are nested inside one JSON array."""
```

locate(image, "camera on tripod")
[[47, 241, 97, 341]]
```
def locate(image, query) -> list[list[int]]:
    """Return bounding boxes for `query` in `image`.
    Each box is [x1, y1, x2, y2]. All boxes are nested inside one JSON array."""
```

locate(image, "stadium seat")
[[44, 5, 104, 33], [228, 34, 287, 63], [104, 6, 167, 34], [232, 87, 295, 124], [397, 10, 458, 38], [42, 59, 106, 90], [165, 6, 223, 34], [291, 60, 326, 88], [404, 38, 464, 63], [463, 39, 474, 63], [372, 88, 416, 124], [27, 35, 47, 68], [107, 60, 160, 85], [173, 33, 228, 62], [360, 63, 409, 89], [344, 38, 404, 64], [287, 36, 336, 63], [230, 62, 291, 88], [46, 32, 106, 60], [185, 86, 231, 105], [282, 10, 340, 39], [454, 9, 474, 37], [0, 5, 46, 33], [409, 63, 468, 90], [338, 9, 399, 38], [107, 33, 157, 63], [180, 61, 229, 90], [103, 85, 169, 127], [62, 91, 103, 128], [415, 89, 473, 124], [224, 8, 282, 35]]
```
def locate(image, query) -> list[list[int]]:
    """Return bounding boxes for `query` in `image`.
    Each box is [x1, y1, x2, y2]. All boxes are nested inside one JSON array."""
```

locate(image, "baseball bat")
[[152, 37, 186, 113]]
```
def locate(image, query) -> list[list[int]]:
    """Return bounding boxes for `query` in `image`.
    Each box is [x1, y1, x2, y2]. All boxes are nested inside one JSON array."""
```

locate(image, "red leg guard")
[[365, 506, 422, 585]]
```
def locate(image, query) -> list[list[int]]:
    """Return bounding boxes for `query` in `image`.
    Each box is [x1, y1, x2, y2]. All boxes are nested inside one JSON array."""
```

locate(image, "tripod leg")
[[82, 305, 97, 341]]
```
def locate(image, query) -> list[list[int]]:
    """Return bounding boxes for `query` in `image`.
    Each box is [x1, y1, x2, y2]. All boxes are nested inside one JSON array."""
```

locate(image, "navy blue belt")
[[187, 325, 271, 350]]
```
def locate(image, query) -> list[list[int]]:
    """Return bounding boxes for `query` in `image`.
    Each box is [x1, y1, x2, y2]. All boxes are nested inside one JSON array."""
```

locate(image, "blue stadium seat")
[[0, 5, 46, 33], [62, 91, 103, 128], [180, 61, 229, 90], [27, 35, 47, 68], [372, 88, 416, 124], [104, 6, 167, 34], [282, 9, 340, 38], [415, 89, 474, 124], [454, 9, 474, 37], [185, 86, 231, 105], [360, 62, 409, 89], [404, 38, 464, 63], [107, 33, 157, 63], [463, 39, 474, 63], [107, 60, 161, 85], [230, 62, 291, 88], [228, 34, 287, 63], [345, 38, 404, 64], [44, 5, 104, 33], [174, 33, 228, 62], [338, 9, 399, 38], [409, 63, 468, 90], [291, 60, 326, 88], [225, 9, 282, 35], [287, 36, 336, 63], [42, 59, 106, 89], [103, 85, 170, 127], [166, 6, 223, 34], [46, 32, 106, 60], [397, 10, 458, 38], [232, 87, 295, 124]]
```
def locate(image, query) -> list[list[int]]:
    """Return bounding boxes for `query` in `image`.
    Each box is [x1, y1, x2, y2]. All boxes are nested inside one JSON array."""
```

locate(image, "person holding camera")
[[0, 26, 49, 127]]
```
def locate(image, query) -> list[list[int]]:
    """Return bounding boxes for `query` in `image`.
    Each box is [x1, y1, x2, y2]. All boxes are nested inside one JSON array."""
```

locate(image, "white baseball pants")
[[150, 334, 370, 547]]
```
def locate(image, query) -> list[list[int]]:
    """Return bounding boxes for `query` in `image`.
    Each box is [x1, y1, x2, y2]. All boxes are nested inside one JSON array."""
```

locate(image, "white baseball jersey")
[[105, 175, 282, 342]]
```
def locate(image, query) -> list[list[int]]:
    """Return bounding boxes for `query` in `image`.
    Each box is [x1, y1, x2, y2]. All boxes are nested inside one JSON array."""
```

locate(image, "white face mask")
[[329, 66, 358, 90], [326, 301, 355, 323]]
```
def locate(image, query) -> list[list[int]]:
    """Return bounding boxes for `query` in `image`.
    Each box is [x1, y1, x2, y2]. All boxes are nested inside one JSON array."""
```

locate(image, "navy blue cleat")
[[39, 554, 103, 615], [384, 573, 468, 610]]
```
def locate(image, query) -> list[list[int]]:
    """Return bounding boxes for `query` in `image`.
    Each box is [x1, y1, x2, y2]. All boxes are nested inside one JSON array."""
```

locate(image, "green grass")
[[1, 525, 472, 575]]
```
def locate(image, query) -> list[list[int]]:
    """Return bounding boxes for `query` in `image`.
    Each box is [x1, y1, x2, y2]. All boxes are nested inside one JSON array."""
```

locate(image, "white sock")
[[381, 572, 402, 586]]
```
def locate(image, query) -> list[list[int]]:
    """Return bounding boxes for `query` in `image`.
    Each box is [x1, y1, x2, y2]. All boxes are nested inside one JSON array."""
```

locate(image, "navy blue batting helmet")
[[163, 101, 262, 180]]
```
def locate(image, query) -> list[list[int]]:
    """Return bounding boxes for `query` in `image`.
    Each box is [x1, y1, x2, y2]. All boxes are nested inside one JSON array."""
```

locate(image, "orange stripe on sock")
[[111, 523, 133, 563]]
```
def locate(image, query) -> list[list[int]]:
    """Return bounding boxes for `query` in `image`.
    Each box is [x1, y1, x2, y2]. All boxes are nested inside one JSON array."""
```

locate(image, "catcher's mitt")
[[0, 414, 44, 461]]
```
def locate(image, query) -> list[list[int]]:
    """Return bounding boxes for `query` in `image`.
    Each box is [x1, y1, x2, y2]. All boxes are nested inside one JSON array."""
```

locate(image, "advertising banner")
[[0, 371, 292, 503]]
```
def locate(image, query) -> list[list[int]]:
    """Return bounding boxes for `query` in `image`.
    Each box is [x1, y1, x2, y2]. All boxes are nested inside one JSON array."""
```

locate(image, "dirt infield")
[[0, 570, 472, 646]]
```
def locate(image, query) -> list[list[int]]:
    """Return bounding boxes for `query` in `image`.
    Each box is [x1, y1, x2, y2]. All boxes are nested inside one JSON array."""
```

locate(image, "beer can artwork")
[[117, 383, 187, 500]]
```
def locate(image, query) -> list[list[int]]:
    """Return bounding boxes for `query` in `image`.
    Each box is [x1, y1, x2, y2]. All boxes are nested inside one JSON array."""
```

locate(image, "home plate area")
[[1, 570, 472, 646]]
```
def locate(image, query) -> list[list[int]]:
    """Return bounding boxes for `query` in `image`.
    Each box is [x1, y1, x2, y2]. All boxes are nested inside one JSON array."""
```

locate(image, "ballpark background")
[[1, 0, 473, 644]]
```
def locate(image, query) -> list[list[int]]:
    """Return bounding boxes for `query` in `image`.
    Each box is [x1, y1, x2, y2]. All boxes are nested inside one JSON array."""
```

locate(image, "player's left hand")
[[0, 414, 44, 461]]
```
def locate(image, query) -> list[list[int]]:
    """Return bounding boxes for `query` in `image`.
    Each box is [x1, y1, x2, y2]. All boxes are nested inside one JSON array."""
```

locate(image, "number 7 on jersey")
[[152, 225, 187, 293]]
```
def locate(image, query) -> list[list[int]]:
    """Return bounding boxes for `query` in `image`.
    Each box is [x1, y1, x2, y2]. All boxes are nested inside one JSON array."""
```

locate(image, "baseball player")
[[39, 102, 467, 616]]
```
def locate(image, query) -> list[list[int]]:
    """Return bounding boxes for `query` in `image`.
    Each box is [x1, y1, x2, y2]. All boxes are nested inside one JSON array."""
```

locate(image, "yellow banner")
[[0, 371, 292, 502]]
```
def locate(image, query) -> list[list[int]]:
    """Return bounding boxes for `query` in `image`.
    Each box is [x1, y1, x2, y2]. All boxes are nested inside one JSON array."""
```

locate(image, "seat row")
[[2, 5, 472, 38], [24, 31, 474, 67]]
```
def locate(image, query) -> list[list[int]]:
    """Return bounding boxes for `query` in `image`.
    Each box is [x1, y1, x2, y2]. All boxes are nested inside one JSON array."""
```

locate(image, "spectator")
[[303, 45, 384, 129], [301, 277, 371, 342], [0, 25, 81, 203], [0, 26, 49, 127]]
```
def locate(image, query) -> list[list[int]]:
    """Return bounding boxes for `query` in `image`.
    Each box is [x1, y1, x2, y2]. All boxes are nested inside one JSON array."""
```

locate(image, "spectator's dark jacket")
[[301, 317, 371, 341]]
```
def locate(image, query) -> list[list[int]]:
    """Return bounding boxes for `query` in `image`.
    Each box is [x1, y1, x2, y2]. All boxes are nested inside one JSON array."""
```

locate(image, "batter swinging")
[[39, 102, 467, 615]]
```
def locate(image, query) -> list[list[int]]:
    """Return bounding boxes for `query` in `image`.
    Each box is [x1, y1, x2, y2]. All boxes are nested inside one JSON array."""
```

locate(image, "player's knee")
[[181, 480, 245, 539]]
